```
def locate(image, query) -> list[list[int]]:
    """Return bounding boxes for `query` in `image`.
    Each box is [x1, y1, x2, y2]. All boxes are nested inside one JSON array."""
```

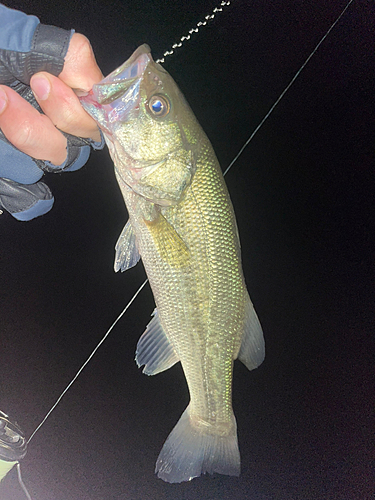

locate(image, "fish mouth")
[[79, 44, 153, 130], [91, 44, 152, 105]]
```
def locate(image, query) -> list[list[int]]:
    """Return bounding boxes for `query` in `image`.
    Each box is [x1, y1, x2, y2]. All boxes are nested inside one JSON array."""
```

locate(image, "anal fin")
[[237, 295, 265, 370], [136, 309, 179, 375]]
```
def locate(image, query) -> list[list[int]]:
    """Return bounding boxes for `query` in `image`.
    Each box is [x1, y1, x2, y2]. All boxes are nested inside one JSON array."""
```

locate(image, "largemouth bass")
[[80, 44, 265, 483]]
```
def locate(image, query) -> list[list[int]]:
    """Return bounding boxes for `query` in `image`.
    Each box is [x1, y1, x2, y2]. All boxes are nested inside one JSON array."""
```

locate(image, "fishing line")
[[6, 1, 354, 497], [223, 0, 354, 176], [27, 278, 148, 445], [16, 464, 32, 500], [11, 280, 146, 498]]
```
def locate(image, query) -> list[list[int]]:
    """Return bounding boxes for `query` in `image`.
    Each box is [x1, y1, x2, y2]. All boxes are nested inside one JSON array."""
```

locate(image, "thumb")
[[59, 33, 103, 92]]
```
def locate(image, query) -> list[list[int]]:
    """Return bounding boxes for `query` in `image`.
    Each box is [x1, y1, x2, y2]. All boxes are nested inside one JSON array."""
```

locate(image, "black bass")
[[80, 44, 265, 483]]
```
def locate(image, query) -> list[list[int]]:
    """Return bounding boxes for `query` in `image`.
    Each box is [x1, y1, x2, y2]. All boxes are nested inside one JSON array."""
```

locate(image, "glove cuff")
[[0, 177, 54, 220], [33, 130, 105, 173]]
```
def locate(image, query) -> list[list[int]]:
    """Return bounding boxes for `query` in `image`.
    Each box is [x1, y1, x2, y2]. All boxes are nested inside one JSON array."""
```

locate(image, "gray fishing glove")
[[0, 5, 104, 220]]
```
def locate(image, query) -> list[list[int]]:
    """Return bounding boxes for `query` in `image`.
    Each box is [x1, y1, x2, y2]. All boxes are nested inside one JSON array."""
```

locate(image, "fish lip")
[[79, 44, 155, 132], [102, 44, 152, 84], [87, 44, 152, 105]]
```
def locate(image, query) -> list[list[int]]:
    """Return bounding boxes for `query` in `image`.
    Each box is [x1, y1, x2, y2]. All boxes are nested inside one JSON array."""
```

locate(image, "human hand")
[[0, 33, 103, 166], [0, 7, 106, 221]]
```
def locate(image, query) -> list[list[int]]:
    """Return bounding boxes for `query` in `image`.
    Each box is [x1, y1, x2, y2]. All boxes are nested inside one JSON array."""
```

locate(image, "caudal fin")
[[155, 405, 240, 483]]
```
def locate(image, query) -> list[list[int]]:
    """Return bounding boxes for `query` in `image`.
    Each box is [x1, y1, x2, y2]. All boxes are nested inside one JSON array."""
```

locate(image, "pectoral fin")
[[237, 295, 265, 370], [136, 309, 180, 375], [144, 213, 190, 268], [114, 220, 141, 272]]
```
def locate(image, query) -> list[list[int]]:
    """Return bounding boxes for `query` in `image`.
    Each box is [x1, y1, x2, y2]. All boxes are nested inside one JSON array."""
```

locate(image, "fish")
[[79, 44, 265, 483]]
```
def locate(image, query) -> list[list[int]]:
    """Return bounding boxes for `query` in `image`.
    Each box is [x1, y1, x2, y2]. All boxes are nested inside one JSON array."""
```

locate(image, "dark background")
[[0, 1, 374, 499]]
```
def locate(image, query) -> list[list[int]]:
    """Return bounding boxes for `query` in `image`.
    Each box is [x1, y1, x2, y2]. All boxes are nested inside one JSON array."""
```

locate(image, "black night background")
[[0, 1, 373, 499]]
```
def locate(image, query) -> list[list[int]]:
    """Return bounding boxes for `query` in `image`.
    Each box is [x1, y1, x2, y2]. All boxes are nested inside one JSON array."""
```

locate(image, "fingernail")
[[31, 75, 51, 101], [0, 87, 8, 114]]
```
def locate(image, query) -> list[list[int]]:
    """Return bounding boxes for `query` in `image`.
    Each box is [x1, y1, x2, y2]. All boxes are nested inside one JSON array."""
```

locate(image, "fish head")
[[80, 44, 202, 205]]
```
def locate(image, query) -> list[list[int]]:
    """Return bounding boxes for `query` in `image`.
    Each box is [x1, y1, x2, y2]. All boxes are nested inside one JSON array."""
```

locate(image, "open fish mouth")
[[79, 44, 153, 131], [93, 44, 152, 104]]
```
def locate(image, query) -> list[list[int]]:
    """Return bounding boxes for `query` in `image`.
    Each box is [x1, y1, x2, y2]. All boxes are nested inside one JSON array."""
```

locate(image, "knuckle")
[[60, 106, 77, 130], [12, 119, 35, 150], [11, 115, 67, 164], [71, 33, 95, 61], [54, 94, 80, 130]]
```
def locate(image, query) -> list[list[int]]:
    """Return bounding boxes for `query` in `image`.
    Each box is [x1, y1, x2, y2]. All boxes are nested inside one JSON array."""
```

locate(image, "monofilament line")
[[27, 279, 148, 444], [223, 0, 354, 177], [17, 463, 32, 500], [156, 1, 231, 63]]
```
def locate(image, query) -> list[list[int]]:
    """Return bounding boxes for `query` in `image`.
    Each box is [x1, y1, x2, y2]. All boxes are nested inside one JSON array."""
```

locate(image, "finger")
[[0, 85, 67, 165], [59, 33, 103, 91], [31, 72, 101, 142]]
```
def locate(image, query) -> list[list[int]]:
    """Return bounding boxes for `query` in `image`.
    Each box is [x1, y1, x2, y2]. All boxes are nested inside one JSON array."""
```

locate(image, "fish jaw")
[[79, 44, 152, 136]]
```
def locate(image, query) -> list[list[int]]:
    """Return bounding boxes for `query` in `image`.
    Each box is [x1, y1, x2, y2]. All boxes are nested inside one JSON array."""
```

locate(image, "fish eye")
[[148, 94, 170, 117]]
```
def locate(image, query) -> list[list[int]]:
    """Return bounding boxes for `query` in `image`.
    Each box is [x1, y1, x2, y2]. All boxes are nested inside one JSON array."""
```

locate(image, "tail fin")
[[155, 405, 240, 483]]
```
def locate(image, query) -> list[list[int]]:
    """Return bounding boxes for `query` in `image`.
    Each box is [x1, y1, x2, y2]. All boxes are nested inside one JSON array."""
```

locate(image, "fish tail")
[[155, 404, 240, 483]]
